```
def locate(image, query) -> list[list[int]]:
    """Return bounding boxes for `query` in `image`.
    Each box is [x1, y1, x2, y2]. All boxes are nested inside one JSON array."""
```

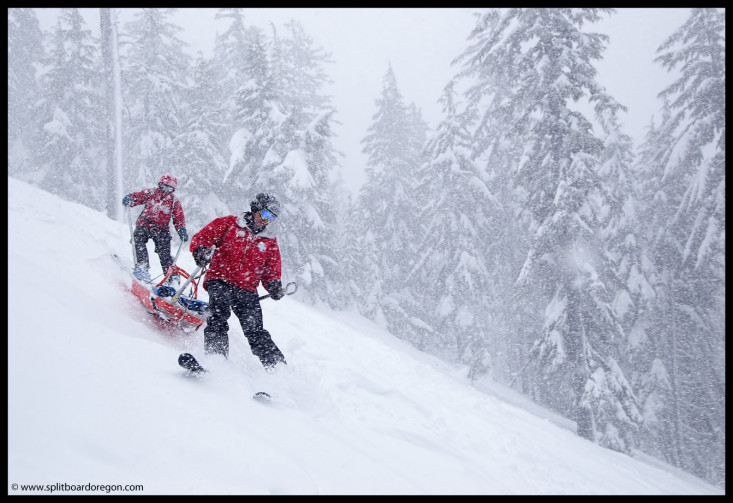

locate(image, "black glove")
[[193, 246, 212, 267], [122, 194, 133, 207], [266, 279, 285, 300], [178, 227, 188, 242]]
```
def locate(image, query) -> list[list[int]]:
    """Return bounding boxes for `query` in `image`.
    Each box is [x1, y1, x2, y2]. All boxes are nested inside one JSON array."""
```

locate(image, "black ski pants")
[[133, 224, 173, 274], [203, 279, 286, 369]]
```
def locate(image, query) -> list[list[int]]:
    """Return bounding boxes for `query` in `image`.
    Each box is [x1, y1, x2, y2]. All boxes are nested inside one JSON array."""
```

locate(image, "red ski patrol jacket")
[[129, 187, 186, 233], [190, 214, 282, 294]]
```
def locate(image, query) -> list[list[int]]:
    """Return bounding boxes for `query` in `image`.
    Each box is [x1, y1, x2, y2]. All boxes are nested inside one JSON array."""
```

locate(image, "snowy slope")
[[7, 177, 723, 495]]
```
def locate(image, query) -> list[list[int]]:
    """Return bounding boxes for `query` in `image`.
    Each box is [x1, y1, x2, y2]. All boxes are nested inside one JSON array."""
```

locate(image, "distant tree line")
[[8, 8, 724, 488]]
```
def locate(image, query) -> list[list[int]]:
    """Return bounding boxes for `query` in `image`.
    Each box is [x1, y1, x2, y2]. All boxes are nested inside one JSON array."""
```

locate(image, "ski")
[[178, 352, 207, 374], [252, 391, 272, 403], [177, 353, 271, 402]]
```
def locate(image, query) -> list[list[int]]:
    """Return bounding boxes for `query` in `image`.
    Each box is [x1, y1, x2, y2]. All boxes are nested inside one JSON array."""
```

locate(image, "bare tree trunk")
[[100, 8, 124, 221]]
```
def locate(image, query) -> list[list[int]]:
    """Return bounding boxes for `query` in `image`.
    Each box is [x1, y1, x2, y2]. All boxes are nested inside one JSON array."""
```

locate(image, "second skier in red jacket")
[[123, 173, 188, 283]]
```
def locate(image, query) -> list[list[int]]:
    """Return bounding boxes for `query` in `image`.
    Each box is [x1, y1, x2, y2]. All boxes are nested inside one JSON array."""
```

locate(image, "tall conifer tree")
[[454, 8, 642, 451], [33, 8, 106, 210], [355, 65, 428, 335], [120, 8, 191, 190], [638, 7, 725, 486], [8, 8, 45, 177]]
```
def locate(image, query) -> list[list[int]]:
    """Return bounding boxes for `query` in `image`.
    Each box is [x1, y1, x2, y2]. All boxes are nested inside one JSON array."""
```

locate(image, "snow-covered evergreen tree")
[[354, 65, 429, 335], [217, 18, 341, 305], [629, 111, 676, 465], [8, 8, 45, 178], [32, 8, 107, 211], [261, 21, 342, 306], [638, 7, 726, 486], [278, 20, 334, 113], [170, 53, 230, 232], [223, 25, 282, 207], [654, 7, 725, 279], [409, 82, 498, 366], [455, 8, 643, 452], [594, 108, 653, 336], [120, 8, 191, 191], [213, 7, 251, 133]]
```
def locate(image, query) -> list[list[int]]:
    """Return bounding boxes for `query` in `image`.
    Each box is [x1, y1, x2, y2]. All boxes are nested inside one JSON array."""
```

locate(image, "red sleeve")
[[129, 188, 154, 206], [190, 216, 232, 253], [261, 238, 282, 288], [172, 198, 185, 230]]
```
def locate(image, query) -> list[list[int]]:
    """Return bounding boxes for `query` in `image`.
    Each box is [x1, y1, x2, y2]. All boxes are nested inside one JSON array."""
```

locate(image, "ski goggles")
[[158, 182, 175, 194], [260, 208, 277, 221]]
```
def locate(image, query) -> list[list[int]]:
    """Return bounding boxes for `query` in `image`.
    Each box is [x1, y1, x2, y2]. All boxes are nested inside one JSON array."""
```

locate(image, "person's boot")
[[204, 332, 229, 358], [133, 265, 151, 282], [262, 354, 287, 374]]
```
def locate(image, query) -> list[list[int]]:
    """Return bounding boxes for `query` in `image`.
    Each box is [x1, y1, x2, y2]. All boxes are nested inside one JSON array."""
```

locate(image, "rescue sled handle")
[[171, 245, 217, 303], [259, 281, 298, 301], [171, 238, 185, 269]]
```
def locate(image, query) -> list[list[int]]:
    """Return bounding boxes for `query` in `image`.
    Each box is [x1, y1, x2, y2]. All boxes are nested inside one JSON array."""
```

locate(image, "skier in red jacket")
[[190, 193, 286, 371], [122, 174, 188, 283]]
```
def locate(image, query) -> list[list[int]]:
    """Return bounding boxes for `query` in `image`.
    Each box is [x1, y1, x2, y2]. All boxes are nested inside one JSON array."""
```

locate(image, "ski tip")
[[253, 391, 272, 403], [178, 353, 206, 374], [178, 352, 194, 365]]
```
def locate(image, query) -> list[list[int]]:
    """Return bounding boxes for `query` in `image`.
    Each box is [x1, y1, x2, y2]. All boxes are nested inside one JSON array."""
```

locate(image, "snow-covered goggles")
[[158, 182, 174, 193], [260, 208, 277, 221]]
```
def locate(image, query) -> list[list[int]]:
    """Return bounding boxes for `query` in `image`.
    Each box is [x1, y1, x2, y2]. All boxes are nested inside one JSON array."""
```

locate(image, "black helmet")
[[250, 193, 281, 217]]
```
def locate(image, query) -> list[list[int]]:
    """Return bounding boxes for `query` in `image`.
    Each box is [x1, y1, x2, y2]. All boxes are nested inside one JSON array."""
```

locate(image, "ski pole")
[[171, 245, 216, 303], [160, 238, 186, 279], [170, 238, 184, 269], [259, 281, 298, 300], [127, 206, 138, 268]]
